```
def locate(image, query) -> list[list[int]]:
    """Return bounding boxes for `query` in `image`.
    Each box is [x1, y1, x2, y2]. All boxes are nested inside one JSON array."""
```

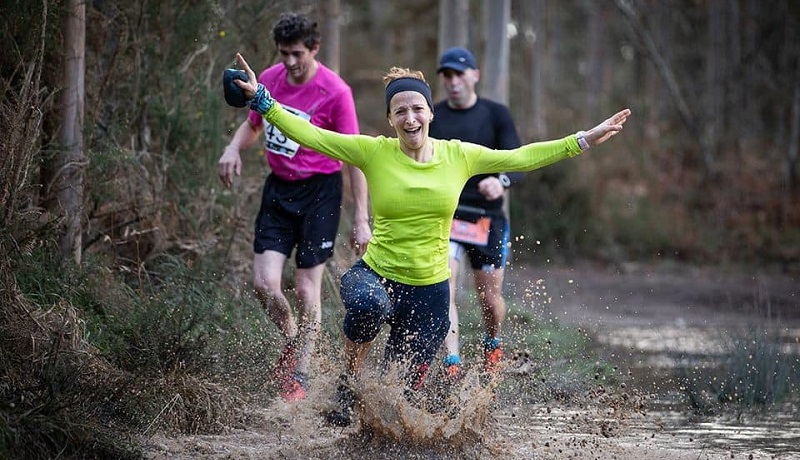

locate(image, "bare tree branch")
[[614, 0, 701, 143]]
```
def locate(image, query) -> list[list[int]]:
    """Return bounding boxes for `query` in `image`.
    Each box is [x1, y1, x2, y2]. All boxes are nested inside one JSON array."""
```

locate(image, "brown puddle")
[[144, 264, 800, 459]]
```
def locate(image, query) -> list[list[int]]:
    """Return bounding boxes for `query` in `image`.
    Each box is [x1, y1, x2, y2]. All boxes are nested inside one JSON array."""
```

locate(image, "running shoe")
[[443, 354, 463, 382], [279, 375, 306, 402], [484, 341, 504, 374], [446, 363, 463, 379], [324, 375, 356, 427], [271, 341, 297, 386], [410, 362, 430, 391]]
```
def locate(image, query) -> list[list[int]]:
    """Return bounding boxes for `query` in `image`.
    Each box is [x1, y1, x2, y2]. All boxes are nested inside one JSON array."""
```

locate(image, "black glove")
[[223, 69, 248, 108]]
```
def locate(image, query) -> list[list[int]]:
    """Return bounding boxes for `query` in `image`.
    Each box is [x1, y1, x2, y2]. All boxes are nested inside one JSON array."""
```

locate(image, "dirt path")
[[505, 261, 799, 329], [143, 262, 800, 459]]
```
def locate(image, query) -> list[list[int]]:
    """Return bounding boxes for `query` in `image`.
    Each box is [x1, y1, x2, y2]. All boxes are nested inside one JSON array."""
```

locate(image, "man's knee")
[[253, 278, 281, 304], [253, 264, 284, 295]]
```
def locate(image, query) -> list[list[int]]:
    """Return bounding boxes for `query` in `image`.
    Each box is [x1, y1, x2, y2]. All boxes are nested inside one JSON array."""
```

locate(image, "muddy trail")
[[143, 263, 800, 459]]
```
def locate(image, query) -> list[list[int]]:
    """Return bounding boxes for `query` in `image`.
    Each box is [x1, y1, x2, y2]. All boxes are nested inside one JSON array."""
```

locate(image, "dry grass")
[[0, 26, 248, 459]]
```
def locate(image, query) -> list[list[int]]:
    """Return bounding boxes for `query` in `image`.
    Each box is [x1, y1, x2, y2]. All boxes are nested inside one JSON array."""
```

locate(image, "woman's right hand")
[[233, 53, 259, 100]]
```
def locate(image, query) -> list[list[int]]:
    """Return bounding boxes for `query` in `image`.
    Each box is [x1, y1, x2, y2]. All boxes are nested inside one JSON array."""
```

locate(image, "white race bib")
[[264, 105, 311, 158]]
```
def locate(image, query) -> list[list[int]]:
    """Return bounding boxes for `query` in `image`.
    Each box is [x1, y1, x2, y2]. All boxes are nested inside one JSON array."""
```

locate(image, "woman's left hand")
[[233, 53, 259, 100], [584, 108, 631, 147]]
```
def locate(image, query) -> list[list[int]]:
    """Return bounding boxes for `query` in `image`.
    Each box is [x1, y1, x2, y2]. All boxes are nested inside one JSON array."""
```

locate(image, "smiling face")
[[388, 91, 433, 151], [277, 41, 319, 85]]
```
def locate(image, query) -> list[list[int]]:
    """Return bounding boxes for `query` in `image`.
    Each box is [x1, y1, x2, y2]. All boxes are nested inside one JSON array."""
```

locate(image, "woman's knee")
[[340, 267, 390, 343]]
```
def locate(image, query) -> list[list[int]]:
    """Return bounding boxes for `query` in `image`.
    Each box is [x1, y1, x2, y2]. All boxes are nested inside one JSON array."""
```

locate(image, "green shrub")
[[678, 325, 800, 413], [715, 327, 799, 407]]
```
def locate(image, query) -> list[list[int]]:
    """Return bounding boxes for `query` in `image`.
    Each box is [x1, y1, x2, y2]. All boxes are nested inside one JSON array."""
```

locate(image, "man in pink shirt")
[[218, 12, 370, 401]]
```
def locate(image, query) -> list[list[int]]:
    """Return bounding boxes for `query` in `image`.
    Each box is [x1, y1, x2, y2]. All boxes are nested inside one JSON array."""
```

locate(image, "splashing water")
[[355, 366, 498, 446]]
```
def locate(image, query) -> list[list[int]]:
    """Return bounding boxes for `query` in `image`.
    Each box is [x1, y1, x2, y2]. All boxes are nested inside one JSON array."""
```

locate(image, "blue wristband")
[[247, 83, 274, 115]]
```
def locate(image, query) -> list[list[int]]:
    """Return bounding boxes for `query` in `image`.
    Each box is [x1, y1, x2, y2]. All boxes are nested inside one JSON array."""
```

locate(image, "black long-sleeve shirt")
[[430, 97, 523, 215]]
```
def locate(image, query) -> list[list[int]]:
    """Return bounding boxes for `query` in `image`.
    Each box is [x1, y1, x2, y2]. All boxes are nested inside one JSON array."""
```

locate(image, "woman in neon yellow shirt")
[[223, 53, 631, 426]]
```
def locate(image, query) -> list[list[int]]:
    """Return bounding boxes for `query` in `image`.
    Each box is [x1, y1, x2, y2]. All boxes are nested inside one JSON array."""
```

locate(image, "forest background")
[[1, 0, 799, 458]]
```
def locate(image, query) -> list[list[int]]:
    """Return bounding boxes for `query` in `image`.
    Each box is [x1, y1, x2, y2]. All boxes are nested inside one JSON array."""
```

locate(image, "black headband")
[[385, 77, 434, 115]]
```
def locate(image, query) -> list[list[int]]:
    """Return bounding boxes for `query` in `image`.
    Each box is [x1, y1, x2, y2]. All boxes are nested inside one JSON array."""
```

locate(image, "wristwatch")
[[498, 174, 511, 188], [576, 131, 591, 151]]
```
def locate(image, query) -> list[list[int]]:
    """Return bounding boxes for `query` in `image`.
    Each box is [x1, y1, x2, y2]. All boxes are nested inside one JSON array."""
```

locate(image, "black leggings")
[[340, 260, 450, 369]]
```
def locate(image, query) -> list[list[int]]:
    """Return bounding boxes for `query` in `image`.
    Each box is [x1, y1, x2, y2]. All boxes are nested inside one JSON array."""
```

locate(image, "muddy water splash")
[[143, 264, 799, 459], [198, 354, 509, 458], [356, 367, 497, 445]]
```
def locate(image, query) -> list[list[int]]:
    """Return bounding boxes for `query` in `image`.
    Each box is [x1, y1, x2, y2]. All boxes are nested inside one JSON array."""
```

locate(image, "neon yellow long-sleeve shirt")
[[263, 103, 583, 286]]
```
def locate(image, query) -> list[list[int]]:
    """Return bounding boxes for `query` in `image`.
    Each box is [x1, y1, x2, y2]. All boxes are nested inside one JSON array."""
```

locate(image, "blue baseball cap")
[[437, 47, 478, 73]]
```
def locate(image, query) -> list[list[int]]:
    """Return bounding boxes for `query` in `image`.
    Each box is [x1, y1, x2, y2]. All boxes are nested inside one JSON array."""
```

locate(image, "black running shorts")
[[253, 171, 343, 268], [450, 212, 510, 271]]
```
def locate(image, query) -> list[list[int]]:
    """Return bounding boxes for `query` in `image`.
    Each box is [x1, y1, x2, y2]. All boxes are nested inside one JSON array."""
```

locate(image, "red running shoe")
[[271, 341, 297, 386], [445, 363, 463, 381], [484, 345, 504, 374], [410, 363, 431, 391], [279, 376, 306, 402]]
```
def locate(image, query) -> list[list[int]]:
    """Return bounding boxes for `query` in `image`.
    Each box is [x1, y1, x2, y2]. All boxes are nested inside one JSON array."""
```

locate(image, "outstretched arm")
[[464, 108, 633, 175], [229, 53, 374, 169]]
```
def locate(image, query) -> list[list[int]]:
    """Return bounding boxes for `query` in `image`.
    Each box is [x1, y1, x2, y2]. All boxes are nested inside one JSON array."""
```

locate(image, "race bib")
[[450, 217, 491, 246], [263, 105, 311, 158]]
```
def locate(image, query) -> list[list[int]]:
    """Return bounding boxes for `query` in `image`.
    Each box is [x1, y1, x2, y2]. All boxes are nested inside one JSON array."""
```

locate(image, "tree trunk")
[[369, 0, 393, 59], [437, 0, 469, 53], [788, 59, 800, 193], [743, 0, 762, 137], [586, 1, 607, 120], [50, 0, 86, 265], [640, 1, 675, 149], [481, 0, 511, 228], [481, 0, 510, 104], [318, 0, 341, 74], [436, 0, 469, 100], [520, 0, 546, 140], [727, 0, 742, 154], [703, 0, 724, 174], [615, 0, 702, 160]]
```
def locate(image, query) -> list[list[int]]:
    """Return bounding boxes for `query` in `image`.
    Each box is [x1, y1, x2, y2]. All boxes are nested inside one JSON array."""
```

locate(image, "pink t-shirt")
[[248, 62, 359, 181]]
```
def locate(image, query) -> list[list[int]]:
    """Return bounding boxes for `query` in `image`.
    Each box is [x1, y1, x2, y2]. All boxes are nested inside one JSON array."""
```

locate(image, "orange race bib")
[[450, 217, 491, 246]]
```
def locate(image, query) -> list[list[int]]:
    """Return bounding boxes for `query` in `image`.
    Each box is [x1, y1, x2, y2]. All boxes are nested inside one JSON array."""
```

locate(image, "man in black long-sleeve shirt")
[[429, 47, 524, 378]]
